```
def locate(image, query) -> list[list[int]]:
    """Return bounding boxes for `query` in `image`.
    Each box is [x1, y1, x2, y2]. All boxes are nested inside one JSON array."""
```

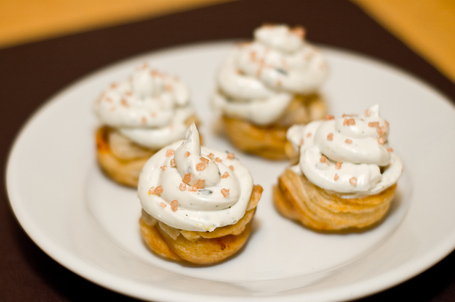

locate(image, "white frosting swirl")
[[212, 24, 328, 125], [287, 105, 403, 198], [138, 124, 254, 232], [94, 64, 195, 148]]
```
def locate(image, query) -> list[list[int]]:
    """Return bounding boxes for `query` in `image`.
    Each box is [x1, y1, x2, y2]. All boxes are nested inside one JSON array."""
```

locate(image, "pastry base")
[[140, 185, 263, 265], [96, 126, 155, 187], [95, 115, 199, 187], [273, 169, 396, 231], [221, 93, 326, 160]]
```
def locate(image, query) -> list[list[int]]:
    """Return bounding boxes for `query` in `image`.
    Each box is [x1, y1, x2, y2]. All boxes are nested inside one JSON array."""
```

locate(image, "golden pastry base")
[[273, 169, 396, 231], [140, 185, 263, 265], [221, 93, 326, 160], [96, 126, 155, 187], [95, 115, 199, 187]]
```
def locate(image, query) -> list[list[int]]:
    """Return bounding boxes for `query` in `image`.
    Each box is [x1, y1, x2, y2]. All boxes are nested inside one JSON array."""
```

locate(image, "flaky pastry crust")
[[140, 185, 263, 265], [95, 115, 199, 187], [273, 169, 396, 231], [221, 94, 326, 160]]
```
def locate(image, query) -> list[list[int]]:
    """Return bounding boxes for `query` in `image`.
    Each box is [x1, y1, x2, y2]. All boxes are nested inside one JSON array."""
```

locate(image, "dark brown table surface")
[[1, 0, 454, 301]]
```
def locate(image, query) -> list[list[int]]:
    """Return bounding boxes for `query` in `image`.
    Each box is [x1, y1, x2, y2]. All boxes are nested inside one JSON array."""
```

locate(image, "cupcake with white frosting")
[[138, 124, 262, 265], [94, 64, 199, 187], [212, 24, 328, 160], [274, 105, 403, 231]]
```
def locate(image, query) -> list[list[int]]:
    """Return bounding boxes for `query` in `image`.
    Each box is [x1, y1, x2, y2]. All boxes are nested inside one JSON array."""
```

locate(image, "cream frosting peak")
[[174, 124, 221, 187], [94, 64, 195, 148], [287, 105, 403, 197], [138, 125, 254, 232], [212, 24, 328, 125]]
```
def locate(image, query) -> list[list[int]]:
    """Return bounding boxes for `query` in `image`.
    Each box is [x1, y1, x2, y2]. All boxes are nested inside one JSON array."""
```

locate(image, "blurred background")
[[1, 0, 454, 83]]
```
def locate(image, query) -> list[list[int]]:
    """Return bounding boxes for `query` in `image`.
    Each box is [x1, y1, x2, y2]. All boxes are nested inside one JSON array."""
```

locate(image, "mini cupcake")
[[94, 64, 199, 187], [274, 105, 403, 231], [212, 24, 328, 160], [138, 124, 262, 265]]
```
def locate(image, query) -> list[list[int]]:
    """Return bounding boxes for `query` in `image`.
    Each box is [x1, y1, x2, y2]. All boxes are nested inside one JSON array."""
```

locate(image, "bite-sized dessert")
[[212, 24, 328, 160], [274, 105, 403, 231], [138, 124, 262, 265], [94, 64, 199, 187]]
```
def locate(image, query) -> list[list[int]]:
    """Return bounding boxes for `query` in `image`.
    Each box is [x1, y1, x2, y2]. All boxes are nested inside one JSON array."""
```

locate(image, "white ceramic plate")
[[6, 42, 455, 302]]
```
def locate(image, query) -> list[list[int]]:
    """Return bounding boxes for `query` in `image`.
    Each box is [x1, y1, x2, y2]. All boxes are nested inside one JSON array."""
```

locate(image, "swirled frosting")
[[287, 105, 403, 198], [94, 64, 195, 148], [212, 24, 328, 125], [138, 124, 254, 232]]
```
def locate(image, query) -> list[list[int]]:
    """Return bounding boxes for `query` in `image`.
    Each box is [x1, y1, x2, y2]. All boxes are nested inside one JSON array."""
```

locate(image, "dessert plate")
[[6, 42, 455, 302]]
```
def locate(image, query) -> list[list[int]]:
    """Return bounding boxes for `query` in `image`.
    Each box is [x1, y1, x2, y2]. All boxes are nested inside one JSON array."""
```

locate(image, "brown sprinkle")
[[141, 116, 147, 124], [349, 177, 357, 186], [170, 200, 178, 212], [160, 166, 167, 171], [222, 171, 229, 179], [166, 149, 175, 157], [221, 188, 230, 198], [229, 165, 234, 171], [183, 173, 191, 184], [335, 162, 342, 169], [365, 109, 370, 116], [121, 99, 129, 107], [325, 114, 335, 120], [185, 151, 190, 157], [188, 185, 198, 192], [368, 121, 380, 127], [215, 157, 222, 163], [378, 137, 386, 145], [299, 138, 304, 146], [250, 51, 257, 62], [154, 185, 163, 195], [196, 163, 206, 171], [334, 174, 339, 181], [327, 133, 334, 141], [306, 132, 312, 138], [148, 186, 155, 195], [343, 118, 356, 126], [149, 185, 163, 196], [320, 155, 327, 163], [377, 126, 387, 136], [165, 84, 173, 92], [160, 202, 167, 208], [345, 139, 353, 144], [179, 183, 186, 191], [200, 157, 209, 164], [387, 147, 394, 152], [195, 179, 205, 189], [170, 158, 176, 168], [292, 26, 305, 38], [208, 153, 215, 160], [227, 152, 235, 160]]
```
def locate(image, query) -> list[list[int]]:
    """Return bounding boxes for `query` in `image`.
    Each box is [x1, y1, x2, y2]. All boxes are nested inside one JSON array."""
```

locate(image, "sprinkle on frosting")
[[138, 124, 254, 232], [94, 64, 195, 149], [286, 104, 403, 198], [212, 24, 328, 125], [171, 200, 179, 212]]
